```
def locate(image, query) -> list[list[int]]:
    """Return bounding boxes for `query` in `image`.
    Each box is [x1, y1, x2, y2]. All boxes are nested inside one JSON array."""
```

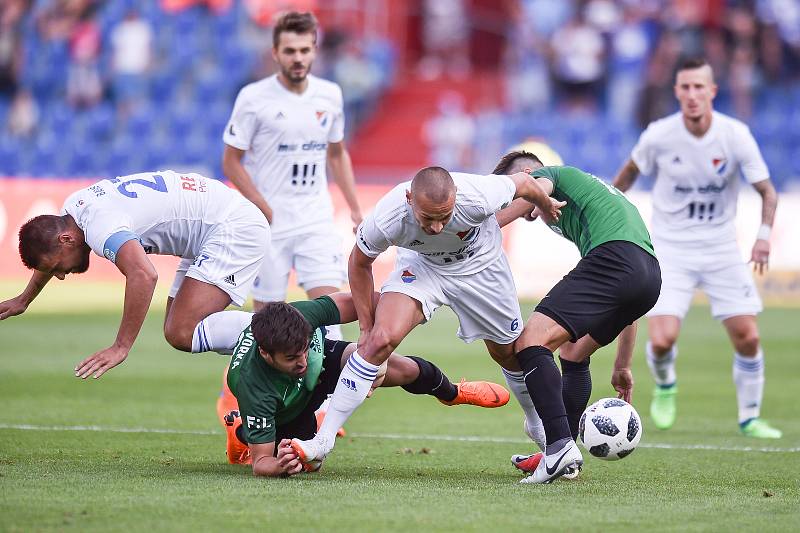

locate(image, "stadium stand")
[[0, 0, 798, 190]]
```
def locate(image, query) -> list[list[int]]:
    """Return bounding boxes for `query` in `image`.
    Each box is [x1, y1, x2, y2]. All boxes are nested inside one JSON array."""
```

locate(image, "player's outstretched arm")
[[0, 270, 53, 320], [611, 323, 637, 403], [348, 245, 378, 344], [328, 141, 363, 231], [74, 240, 157, 379], [251, 440, 303, 478], [222, 145, 274, 224], [751, 179, 778, 275], [612, 159, 640, 193], [507, 172, 565, 224], [496, 198, 536, 228]]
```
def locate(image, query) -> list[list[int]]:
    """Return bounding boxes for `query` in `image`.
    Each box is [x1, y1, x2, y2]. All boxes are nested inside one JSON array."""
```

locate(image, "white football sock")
[[646, 341, 677, 387], [502, 368, 546, 451], [324, 324, 343, 341], [316, 350, 379, 443], [191, 311, 254, 355], [733, 349, 764, 424]]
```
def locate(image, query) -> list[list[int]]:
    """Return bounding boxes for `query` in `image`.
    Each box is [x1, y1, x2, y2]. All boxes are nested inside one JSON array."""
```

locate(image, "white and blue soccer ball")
[[578, 398, 642, 461]]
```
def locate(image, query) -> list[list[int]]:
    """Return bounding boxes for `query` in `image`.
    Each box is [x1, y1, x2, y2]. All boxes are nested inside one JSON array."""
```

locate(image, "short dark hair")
[[251, 302, 312, 356], [677, 57, 709, 73], [273, 11, 318, 48], [492, 151, 543, 175], [18, 215, 67, 269]]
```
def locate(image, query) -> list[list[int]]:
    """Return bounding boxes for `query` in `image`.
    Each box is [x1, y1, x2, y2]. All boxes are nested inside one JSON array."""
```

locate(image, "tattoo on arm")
[[752, 179, 777, 227]]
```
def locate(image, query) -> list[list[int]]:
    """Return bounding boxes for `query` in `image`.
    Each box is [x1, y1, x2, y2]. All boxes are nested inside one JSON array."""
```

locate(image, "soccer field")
[[0, 290, 798, 532]]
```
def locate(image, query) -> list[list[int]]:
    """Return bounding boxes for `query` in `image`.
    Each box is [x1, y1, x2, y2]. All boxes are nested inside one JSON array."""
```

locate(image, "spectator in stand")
[[65, 6, 102, 109], [422, 91, 476, 170], [0, 0, 27, 97], [7, 88, 38, 137], [109, 10, 153, 114], [320, 30, 381, 129], [549, 9, 607, 112], [418, 0, 470, 80]]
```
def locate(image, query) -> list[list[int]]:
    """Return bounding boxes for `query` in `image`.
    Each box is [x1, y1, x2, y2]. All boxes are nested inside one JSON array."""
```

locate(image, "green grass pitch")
[[0, 284, 798, 531]]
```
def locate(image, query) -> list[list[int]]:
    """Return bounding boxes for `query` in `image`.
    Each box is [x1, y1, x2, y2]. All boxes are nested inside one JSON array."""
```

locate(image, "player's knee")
[[733, 329, 760, 355], [365, 327, 396, 362], [164, 321, 193, 352], [650, 331, 677, 355]]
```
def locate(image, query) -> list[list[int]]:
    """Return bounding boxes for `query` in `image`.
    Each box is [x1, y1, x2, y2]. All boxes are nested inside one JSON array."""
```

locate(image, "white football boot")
[[519, 439, 583, 484], [290, 435, 332, 466]]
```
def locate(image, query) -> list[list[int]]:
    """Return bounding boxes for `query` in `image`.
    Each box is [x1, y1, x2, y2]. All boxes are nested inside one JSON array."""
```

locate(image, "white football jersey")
[[356, 173, 516, 275], [223, 74, 345, 239], [62, 170, 252, 262], [631, 111, 769, 244]]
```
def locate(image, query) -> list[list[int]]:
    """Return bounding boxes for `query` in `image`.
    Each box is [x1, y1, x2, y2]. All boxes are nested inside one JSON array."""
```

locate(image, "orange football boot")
[[216, 365, 251, 465], [438, 379, 510, 408]]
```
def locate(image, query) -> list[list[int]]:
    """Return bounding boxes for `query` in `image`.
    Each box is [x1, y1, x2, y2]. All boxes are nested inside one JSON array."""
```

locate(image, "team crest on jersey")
[[401, 270, 416, 283], [712, 157, 727, 175], [315, 110, 328, 127], [456, 229, 475, 241]]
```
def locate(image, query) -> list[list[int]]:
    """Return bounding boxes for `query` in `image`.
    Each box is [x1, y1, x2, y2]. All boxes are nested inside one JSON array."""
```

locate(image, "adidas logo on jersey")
[[223, 274, 236, 286], [409, 239, 424, 247], [275, 111, 286, 120]]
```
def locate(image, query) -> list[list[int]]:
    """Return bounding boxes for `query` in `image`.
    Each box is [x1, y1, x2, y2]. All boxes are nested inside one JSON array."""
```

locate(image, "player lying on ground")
[[493, 153, 662, 483], [216, 292, 510, 477], [289, 166, 565, 474], [613, 58, 781, 439], [0, 171, 268, 378]]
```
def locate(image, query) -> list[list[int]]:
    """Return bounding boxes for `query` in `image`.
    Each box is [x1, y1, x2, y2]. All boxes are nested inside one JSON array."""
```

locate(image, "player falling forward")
[[493, 156, 661, 483], [613, 58, 781, 439], [0, 171, 268, 378], [289, 166, 565, 470], [222, 11, 362, 341], [215, 293, 509, 476]]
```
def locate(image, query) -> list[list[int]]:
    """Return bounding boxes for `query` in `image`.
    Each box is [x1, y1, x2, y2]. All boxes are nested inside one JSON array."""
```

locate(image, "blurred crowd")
[[1, 0, 798, 188], [415, 0, 800, 187], [503, 0, 800, 125], [0, 0, 393, 178]]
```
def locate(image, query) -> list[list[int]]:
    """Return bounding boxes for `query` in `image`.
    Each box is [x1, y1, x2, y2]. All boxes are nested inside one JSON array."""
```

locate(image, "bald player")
[[288, 166, 566, 468]]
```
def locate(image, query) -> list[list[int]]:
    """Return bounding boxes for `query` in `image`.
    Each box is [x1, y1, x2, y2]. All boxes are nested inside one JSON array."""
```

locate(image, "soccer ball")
[[578, 398, 642, 460]]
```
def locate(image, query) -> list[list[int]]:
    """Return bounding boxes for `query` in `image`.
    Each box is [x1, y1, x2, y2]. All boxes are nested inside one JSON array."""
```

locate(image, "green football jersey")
[[532, 166, 656, 258], [227, 296, 341, 444]]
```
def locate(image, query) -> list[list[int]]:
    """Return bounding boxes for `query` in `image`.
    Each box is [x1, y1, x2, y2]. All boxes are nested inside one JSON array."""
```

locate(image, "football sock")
[[516, 346, 571, 445], [560, 356, 592, 441], [501, 367, 546, 450], [401, 356, 458, 402], [235, 424, 247, 445], [324, 324, 343, 341], [191, 311, 254, 355], [646, 341, 677, 387], [733, 349, 764, 424], [316, 350, 379, 442], [546, 437, 572, 455]]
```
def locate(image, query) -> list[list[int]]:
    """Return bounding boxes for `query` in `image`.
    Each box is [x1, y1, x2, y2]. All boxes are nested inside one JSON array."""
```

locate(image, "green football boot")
[[650, 384, 677, 430], [740, 418, 783, 439]]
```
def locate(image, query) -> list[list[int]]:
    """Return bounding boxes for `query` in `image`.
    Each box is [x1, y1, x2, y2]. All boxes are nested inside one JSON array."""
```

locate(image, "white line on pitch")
[[0, 423, 797, 453]]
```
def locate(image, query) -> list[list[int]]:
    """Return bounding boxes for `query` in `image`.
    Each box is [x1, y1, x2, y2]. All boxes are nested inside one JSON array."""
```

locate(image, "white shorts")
[[169, 202, 270, 307], [382, 252, 522, 344], [647, 239, 762, 321], [251, 228, 346, 302]]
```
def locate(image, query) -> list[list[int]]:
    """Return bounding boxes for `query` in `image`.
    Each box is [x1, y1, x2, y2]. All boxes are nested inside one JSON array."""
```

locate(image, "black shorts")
[[535, 241, 661, 346], [273, 339, 351, 445]]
